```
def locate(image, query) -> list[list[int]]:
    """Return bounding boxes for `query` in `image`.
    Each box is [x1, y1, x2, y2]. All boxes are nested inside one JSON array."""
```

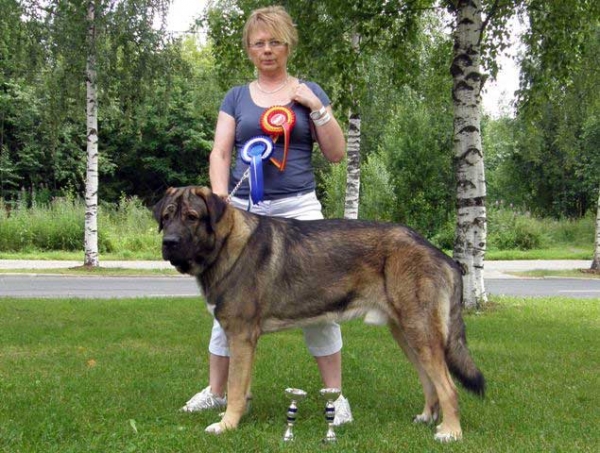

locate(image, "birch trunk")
[[592, 186, 600, 270], [344, 31, 361, 220], [84, 1, 99, 267], [344, 112, 361, 220], [451, 0, 487, 307]]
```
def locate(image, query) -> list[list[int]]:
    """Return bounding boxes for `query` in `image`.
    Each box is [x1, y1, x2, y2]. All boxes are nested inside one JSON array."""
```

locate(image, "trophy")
[[283, 388, 307, 441], [320, 388, 341, 442]]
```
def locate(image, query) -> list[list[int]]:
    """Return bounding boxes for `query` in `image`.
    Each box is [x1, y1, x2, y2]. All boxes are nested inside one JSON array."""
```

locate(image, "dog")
[[153, 186, 485, 442]]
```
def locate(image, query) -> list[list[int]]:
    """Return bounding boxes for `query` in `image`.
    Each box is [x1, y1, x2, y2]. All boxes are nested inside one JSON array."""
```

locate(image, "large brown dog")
[[153, 186, 485, 441]]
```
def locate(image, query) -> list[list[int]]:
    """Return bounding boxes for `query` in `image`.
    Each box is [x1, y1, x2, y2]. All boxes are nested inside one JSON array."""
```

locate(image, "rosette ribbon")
[[240, 136, 274, 205], [260, 106, 296, 172]]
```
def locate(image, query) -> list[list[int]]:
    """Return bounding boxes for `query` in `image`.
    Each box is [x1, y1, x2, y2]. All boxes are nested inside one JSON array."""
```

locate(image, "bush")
[[487, 205, 547, 250], [0, 194, 159, 255], [0, 196, 82, 252]]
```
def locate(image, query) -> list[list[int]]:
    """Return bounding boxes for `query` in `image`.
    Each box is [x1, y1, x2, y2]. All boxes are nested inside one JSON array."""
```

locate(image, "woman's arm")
[[209, 111, 236, 197], [292, 83, 346, 163]]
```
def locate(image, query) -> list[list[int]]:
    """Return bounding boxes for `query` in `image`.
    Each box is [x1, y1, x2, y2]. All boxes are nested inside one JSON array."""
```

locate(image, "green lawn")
[[0, 296, 598, 452]]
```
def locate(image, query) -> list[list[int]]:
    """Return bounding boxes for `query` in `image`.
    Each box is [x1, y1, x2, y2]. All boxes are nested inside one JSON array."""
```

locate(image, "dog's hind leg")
[[205, 333, 257, 434], [389, 323, 440, 425], [390, 320, 462, 442]]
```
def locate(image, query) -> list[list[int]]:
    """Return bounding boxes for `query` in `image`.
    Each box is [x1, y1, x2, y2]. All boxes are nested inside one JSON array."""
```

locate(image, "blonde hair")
[[242, 6, 298, 55]]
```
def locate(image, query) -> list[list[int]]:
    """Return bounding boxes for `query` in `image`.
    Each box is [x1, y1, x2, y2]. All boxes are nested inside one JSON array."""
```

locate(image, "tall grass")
[[486, 204, 595, 252], [0, 196, 595, 260], [0, 195, 160, 259]]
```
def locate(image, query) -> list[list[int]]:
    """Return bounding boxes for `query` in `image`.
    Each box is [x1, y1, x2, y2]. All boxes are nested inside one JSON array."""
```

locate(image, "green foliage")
[[375, 86, 454, 237], [202, 0, 434, 111], [507, 11, 600, 218], [320, 158, 346, 219], [486, 203, 595, 252], [0, 296, 598, 451], [0, 194, 160, 255], [101, 195, 162, 256], [100, 37, 222, 203], [1, 1, 220, 206], [359, 151, 398, 222], [0, 194, 86, 252], [487, 204, 546, 251], [519, 1, 600, 103]]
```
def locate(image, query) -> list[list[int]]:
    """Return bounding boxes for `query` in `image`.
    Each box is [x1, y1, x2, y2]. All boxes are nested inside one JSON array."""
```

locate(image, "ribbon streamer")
[[240, 136, 274, 204], [260, 106, 296, 171]]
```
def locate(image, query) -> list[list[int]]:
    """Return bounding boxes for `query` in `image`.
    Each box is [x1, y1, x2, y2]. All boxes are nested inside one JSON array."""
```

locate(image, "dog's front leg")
[[205, 334, 256, 434]]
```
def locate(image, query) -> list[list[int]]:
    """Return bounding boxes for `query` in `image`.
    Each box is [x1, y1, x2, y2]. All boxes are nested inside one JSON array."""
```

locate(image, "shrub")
[[0, 195, 159, 255], [487, 205, 547, 250]]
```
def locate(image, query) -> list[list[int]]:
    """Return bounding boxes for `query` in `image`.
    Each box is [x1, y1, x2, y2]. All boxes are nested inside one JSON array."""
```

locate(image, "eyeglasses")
[[249, 39, 287, 50]]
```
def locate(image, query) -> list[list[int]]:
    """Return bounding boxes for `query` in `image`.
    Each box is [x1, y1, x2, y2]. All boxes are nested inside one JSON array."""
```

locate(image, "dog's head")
[[153, 186, 227, 274]]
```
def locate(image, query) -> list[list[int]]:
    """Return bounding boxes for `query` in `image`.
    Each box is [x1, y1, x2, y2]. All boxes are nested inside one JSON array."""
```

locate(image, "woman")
[[182, 6, 352, 426]]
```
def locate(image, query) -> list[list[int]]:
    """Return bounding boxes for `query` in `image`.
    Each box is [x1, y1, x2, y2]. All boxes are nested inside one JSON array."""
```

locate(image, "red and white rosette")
[[260, 106, 296, 172]]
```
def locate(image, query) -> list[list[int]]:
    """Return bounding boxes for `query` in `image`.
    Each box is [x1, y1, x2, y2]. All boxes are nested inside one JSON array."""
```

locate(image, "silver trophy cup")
[[283, 388, 307, 441], [320, 387, 341, 442]]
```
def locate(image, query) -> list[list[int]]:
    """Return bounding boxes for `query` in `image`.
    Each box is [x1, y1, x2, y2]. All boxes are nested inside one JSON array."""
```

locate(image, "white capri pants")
[[208, 191, 343, 358]]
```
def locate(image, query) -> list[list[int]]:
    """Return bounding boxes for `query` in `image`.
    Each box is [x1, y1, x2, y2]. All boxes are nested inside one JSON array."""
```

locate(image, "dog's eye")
[[162, 213, 171, 222], [186, 212, 199, 222]]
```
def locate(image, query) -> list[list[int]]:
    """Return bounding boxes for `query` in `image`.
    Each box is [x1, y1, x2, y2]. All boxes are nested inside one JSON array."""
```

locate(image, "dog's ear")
[[194, 187, 226, 233], [152, 187, 177, 232]]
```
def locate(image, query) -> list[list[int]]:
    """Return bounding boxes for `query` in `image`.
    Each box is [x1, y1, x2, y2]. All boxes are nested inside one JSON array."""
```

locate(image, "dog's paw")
[[205, 422, 226, 435], [434, 432, 461, 442], [413, 412, 437, 425], [434, 424, 462, 442]]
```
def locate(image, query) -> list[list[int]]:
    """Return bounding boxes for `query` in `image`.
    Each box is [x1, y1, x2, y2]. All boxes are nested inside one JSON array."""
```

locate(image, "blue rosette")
[[240, 136, 274, 204]]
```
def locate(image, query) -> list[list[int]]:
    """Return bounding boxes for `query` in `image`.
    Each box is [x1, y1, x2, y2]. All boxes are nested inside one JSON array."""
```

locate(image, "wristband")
[[313, 111, 331, 127], [310, 106, 327, 120]]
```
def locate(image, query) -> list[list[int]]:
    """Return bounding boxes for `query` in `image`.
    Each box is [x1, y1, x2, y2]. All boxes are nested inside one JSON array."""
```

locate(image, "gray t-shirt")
[[221, 82, 330, 200]]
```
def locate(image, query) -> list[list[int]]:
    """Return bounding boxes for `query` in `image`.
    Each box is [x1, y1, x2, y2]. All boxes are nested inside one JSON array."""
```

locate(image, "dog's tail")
[[445, 269, 486, 397]]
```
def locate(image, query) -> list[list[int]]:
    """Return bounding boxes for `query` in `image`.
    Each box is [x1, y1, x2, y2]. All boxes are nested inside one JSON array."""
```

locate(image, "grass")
[[0, 296, 598, 452], [0, 247, 594, 262], [0, 267, 178, 276], [511, 269, 600, 279]]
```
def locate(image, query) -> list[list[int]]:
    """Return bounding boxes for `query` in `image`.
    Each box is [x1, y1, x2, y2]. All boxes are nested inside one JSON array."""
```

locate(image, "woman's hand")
[[291, 83, 322, 111]]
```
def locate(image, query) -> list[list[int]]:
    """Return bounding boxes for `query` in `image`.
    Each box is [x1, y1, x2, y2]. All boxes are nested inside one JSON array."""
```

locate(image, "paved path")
[[1, 260, 597, 299], [0, 259, 593, 278]]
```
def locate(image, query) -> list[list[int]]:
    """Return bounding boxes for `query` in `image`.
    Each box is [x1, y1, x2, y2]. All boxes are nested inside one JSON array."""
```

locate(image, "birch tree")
[[343, 31, 361, 220], [449, 0, 487, 307], [84, 0, 99, 267], [20, 0, 172, 266]]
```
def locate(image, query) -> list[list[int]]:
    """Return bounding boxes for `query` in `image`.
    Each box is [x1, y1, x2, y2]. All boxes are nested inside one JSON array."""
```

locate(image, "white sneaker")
[[333, 395, 354, 426], [181, 386, 227, 412]]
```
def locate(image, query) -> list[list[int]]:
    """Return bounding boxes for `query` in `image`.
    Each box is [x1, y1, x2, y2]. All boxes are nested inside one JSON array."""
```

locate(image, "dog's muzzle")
[[162, 234, 181, 249], [162, 234, 187, 267]]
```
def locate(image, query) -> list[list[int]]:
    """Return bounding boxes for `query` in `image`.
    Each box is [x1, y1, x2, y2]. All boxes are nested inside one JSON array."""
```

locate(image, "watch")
[[310, 106, 326, 120]]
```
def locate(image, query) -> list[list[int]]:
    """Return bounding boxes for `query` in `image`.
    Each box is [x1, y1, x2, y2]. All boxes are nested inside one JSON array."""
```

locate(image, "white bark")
[[451, 0, 487, 307], [344, 113, 361, 220], [592, 186, 600, 270], [84, 1, 99, 267], [344, 31, 362, 221]]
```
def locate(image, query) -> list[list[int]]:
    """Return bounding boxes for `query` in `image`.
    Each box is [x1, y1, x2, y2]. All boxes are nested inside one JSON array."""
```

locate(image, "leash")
[[225, 168, 250, 204]]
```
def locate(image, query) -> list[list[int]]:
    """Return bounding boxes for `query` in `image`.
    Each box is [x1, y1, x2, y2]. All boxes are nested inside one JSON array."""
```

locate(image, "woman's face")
[[247, 27, 289, 75]]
